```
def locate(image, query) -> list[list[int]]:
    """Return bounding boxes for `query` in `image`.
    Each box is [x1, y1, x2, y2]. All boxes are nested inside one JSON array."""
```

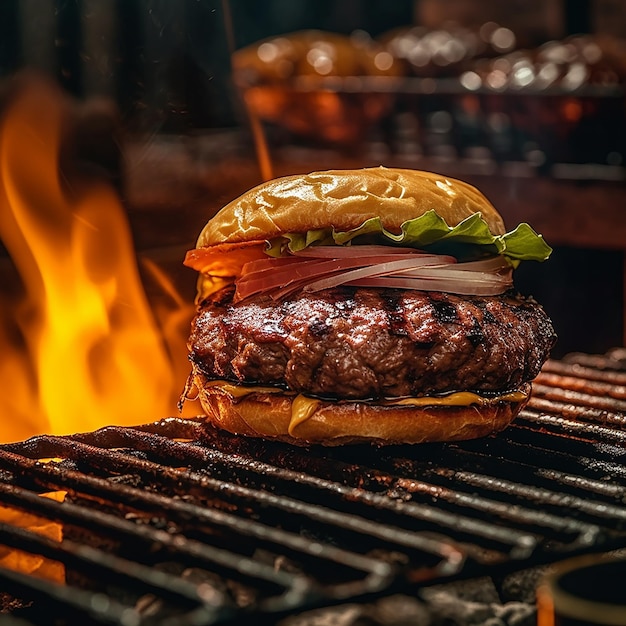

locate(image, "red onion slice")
[[302, 256, 455, 292], [236, 252, 449, 301], [237, 257, 374, 301], [397, 267, 511, 282], [242, 256, 301, 274], [348, 276, 510, 296], [235, 247, 514, 301]]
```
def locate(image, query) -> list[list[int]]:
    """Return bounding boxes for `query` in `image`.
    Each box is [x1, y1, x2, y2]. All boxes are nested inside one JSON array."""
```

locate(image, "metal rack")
[[1, 350, 626, 624]]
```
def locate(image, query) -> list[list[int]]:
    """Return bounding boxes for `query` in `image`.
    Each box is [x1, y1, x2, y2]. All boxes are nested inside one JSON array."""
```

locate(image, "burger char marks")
[[380, 291, 409, 337], [430, 299, 459, 324], [188, 286, 556, 400]]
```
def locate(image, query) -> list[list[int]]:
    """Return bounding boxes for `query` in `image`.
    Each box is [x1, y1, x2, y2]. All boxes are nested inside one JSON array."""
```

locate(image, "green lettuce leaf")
[[267, 210, 552, 263]]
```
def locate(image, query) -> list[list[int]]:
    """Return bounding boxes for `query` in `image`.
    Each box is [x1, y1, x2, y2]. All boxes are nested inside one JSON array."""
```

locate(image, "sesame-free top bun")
[[196, 167, 506, 248]]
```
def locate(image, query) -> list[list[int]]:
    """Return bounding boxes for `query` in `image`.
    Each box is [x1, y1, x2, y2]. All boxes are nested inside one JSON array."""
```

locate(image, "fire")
[[0, 78, 194, 443], [0, 491, 66, 583]]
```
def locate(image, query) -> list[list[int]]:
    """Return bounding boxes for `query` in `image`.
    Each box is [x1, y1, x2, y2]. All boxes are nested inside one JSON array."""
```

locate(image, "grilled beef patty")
[[188, 286, 556, 400]]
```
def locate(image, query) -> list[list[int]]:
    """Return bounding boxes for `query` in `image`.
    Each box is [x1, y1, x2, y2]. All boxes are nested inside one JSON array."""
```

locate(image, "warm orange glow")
[[562, 98, 583, 123], [0, 78, 193, 443], [0, 491, 66, 583], [535, 582, 556, 626], [243, 89, 275, 181]]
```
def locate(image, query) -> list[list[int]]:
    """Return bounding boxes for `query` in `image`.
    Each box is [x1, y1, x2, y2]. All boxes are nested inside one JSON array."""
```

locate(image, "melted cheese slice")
[[205, 380, 283, 397], [382, 390, 528, 407], [205, 380, 529, 435]]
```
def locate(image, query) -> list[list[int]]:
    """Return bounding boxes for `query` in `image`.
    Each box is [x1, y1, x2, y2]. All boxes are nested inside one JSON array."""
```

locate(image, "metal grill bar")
[[0, 565, 146, 626], [541, 358, 626, 385], [5, 428, 537, 559], [0, 444, 392, 576], [0, 476, 301, 594], [0, 438, 463, 573], [1, 350, 626, 625], [525, 396, 626, 427], [0, 521, 214, 618], [530, 383, 626, 412]]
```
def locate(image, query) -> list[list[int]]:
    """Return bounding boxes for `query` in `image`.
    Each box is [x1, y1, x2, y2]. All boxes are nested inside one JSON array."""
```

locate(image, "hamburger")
[[182, 167, 556, 446]]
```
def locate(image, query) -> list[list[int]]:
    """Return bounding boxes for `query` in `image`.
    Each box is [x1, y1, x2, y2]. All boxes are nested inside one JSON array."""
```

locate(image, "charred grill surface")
[[1, 349, 626, 625], [189, 287, 556, 399]]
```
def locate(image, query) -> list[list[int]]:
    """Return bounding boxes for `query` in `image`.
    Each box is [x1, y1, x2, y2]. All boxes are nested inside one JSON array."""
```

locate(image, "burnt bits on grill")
[[188, 286, 556, 400]]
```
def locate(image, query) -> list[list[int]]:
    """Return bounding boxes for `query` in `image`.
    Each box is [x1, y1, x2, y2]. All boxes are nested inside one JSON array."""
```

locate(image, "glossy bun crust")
[[196, 167, 506, 248], [191, 371, 530, 446]]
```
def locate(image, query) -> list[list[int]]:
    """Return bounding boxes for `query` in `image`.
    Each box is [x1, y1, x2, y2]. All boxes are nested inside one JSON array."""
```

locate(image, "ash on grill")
[[2, 349, 626, 625]]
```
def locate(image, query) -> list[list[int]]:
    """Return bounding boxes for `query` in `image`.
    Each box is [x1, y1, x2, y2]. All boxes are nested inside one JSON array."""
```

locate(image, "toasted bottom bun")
[[189, 372, 531, 446]]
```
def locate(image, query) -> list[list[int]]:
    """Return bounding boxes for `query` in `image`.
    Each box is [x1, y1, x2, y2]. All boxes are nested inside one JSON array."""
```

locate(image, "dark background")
[[0, 0, 604, 131], [0, 0, 624, 358]]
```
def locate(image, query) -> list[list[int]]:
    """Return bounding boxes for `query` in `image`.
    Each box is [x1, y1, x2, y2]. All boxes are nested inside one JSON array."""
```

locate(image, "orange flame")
[[0, 491, 66, 583], [0, 78, 193, 443]]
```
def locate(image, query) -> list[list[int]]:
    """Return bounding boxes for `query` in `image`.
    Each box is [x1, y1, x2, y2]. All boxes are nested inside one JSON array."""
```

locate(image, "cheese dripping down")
[[203, 380, 529, 437]]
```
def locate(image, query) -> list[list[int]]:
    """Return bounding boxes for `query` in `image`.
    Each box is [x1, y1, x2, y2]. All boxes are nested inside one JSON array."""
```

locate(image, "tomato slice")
[[183, 241, 267, 276]]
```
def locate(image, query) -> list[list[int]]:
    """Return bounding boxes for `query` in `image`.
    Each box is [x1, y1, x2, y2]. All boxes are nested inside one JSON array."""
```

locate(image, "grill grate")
[[2, 349, 626, 625]]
